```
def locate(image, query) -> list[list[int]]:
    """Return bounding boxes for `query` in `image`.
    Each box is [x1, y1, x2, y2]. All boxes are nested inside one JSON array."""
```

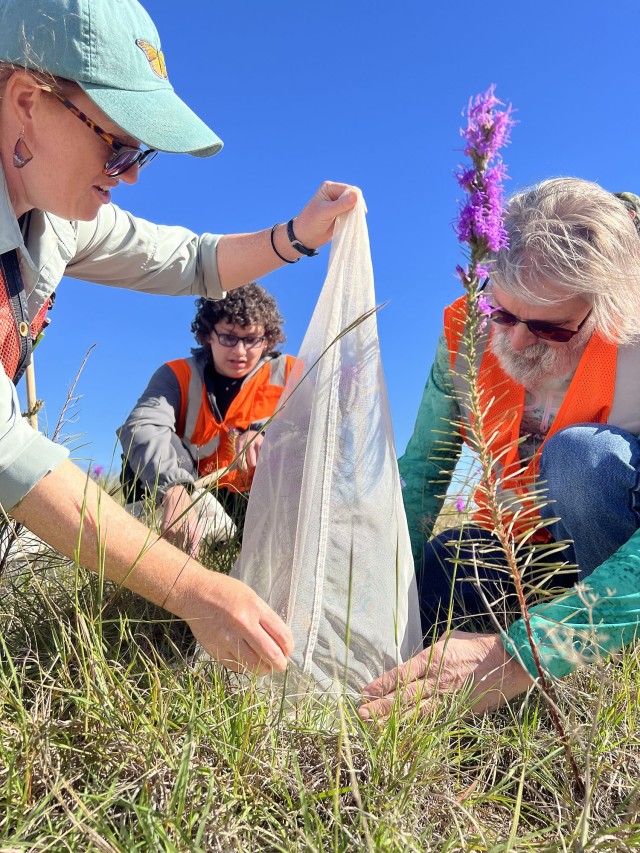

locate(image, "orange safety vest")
[[444, 295, 618, 539], [0, 250, 51, 384], [167, 353, 296, 492]]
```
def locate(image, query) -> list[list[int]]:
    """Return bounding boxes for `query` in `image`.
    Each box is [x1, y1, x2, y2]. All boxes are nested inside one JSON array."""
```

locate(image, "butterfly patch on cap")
[[136, 39, 168, 80]]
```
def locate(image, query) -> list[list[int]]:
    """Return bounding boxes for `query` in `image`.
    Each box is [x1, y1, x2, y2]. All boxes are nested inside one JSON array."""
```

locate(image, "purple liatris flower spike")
[[454, 85, 514, 286]]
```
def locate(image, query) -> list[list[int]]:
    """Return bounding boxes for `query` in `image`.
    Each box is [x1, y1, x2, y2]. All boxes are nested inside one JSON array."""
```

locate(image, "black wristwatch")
[[286, 218, 319, 257]]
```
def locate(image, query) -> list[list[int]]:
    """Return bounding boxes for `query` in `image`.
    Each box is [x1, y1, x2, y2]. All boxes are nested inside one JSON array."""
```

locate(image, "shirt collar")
[[0, 159, 27, 256]]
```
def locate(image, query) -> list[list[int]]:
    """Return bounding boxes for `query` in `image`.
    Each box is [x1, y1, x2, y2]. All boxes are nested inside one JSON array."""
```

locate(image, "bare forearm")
[[216, 181, 359, 291], [12, 459, 294, 672], [12, 459, 201, 609], [216, 226, 299, 291]]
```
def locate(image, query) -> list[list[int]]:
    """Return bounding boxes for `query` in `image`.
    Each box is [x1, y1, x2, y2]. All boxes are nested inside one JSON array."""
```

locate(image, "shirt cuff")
[[200, 232, 225, 300], [0, 426, 69, 512]]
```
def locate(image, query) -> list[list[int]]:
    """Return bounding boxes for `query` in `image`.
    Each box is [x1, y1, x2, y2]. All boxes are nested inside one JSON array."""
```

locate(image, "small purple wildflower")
[[477, 293, 494, 331], [92, 464, 104, 479], [455, 497, 466, 512], [477, 294, 493, 316], [475, 264, 493, 280]]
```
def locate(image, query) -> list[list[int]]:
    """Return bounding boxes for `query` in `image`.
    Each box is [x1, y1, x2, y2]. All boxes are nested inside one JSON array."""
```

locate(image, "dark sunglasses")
[[48, 90, 157, 177], [212, 328, 266, 349], [488, 304, 593, 343]]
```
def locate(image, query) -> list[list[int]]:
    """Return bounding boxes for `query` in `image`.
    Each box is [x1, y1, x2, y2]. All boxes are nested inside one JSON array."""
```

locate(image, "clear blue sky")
[[19, 0, 640, 473]]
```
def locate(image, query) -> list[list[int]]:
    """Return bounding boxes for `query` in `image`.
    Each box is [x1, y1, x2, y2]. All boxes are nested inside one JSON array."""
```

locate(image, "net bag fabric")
[[232, 193, 423, 693]]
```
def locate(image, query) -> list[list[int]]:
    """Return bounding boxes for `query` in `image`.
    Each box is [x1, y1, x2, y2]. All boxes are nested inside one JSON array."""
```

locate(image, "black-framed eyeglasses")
[[211, 328, 266, 349], [488, 304, 593, 343], [48, 90, 158, 177]]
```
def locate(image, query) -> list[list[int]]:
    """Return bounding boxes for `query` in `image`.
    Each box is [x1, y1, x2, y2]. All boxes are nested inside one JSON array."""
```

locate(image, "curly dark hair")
[[191, 283, 286, 353]]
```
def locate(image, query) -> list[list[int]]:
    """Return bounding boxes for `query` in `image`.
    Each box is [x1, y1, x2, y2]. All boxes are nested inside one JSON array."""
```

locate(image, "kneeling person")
[[119, 283, 295, 556]]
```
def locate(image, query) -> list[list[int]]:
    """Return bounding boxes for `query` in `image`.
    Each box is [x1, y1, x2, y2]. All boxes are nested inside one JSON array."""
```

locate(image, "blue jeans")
[[418, 424, 640, 636], [417, 525, 577, 637], [539, 424, 640, 579]]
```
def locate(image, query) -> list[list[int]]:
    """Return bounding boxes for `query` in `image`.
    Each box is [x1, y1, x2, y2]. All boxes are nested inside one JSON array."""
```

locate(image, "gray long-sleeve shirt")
[[118, 349, 288, 499]]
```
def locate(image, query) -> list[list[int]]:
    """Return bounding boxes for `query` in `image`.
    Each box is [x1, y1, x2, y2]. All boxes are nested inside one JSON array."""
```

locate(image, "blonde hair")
[[491, 178, 640, 343], [0, 60, 76, 97]]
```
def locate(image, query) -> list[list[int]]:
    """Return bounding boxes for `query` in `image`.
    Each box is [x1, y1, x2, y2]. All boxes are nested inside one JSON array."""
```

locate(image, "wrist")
[[270, 222, 300, 264], [286, 217, 319, 257], [501, 649, 535, 696], [161, 556, 207, 616]]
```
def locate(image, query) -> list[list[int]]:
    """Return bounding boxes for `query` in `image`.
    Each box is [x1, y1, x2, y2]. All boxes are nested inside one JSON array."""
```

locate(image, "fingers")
[[259, 605, 294, 659], [315, 181, 359, 214], [358, 633, 532, 722], [317, 181, 359, 204], [359, 679, 436, 722], [235, 431, 261, 472], [189, 608, 290, 675], [358, 693, 396, 721], [242, 621, 290, 673], [177, 569, 294, 676], [295, 182, 361, 247], [233, 598, 293, 674], [247, 442, 260, 469], [362, 648, 433, 700], [332, 186, 359, 214], [212, 639, 277, 678], [226, 613, 292, 675]]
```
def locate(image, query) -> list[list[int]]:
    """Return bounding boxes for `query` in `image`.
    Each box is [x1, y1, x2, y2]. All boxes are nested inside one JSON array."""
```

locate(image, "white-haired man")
[[360, 178, 640, 717]]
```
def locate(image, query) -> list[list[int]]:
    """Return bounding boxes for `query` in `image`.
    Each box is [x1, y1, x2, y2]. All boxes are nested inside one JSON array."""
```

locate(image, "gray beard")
[[490, 325, 593, 390]]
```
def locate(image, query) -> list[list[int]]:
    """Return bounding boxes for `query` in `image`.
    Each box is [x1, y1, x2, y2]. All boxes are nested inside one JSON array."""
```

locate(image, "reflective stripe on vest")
[[183, 360, 221, 459], [269, 354, 289, 387]]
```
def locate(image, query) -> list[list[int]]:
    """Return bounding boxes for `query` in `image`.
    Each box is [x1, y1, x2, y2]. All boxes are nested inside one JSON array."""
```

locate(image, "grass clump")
[[1, 534, 640, 851]]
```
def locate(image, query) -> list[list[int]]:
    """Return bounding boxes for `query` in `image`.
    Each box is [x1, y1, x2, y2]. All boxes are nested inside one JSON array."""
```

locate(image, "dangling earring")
[[13, 129, 33, 169]]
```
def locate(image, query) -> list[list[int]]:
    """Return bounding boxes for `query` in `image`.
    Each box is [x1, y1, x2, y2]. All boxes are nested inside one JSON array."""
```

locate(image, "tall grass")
[[3, 298, 640, 848], [1, 532, 640, 851]]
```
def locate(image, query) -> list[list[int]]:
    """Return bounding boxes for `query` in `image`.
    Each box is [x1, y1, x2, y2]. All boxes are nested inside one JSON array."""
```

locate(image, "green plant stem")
[[460, 268, 585, 797]]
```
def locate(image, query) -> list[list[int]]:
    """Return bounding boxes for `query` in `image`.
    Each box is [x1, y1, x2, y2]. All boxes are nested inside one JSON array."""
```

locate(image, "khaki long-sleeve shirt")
[[0, 163, 223, 511]]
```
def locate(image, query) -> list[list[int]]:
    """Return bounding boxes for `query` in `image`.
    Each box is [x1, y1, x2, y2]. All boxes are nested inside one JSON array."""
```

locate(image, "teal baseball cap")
[[0, 0, 223, 157]]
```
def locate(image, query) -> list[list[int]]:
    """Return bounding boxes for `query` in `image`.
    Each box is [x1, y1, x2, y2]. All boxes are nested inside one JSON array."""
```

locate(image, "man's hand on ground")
[[359, 630, 534, 720]]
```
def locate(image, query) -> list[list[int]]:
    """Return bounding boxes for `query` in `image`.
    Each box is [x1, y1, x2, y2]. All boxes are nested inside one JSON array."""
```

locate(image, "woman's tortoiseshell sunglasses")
[[48, 90, 157, 177]]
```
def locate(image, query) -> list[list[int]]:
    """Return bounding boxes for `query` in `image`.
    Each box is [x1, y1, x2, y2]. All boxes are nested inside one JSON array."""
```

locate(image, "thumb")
[[331, 188, 359, 216]]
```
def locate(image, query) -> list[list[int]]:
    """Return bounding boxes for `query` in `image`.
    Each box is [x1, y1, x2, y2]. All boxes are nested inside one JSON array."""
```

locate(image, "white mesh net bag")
[[232, 192, 423, 694]]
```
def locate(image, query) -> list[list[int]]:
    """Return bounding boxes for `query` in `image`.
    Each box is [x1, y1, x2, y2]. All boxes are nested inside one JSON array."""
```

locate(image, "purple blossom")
[[477, 294, 493, 316], [92, 464, 104, 478], [477, 293, 494, 331], [461, 84, 514, 163], [455, 497, 466, 512], [455, 162, 509, 253], [474, 264, 493, 280]]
